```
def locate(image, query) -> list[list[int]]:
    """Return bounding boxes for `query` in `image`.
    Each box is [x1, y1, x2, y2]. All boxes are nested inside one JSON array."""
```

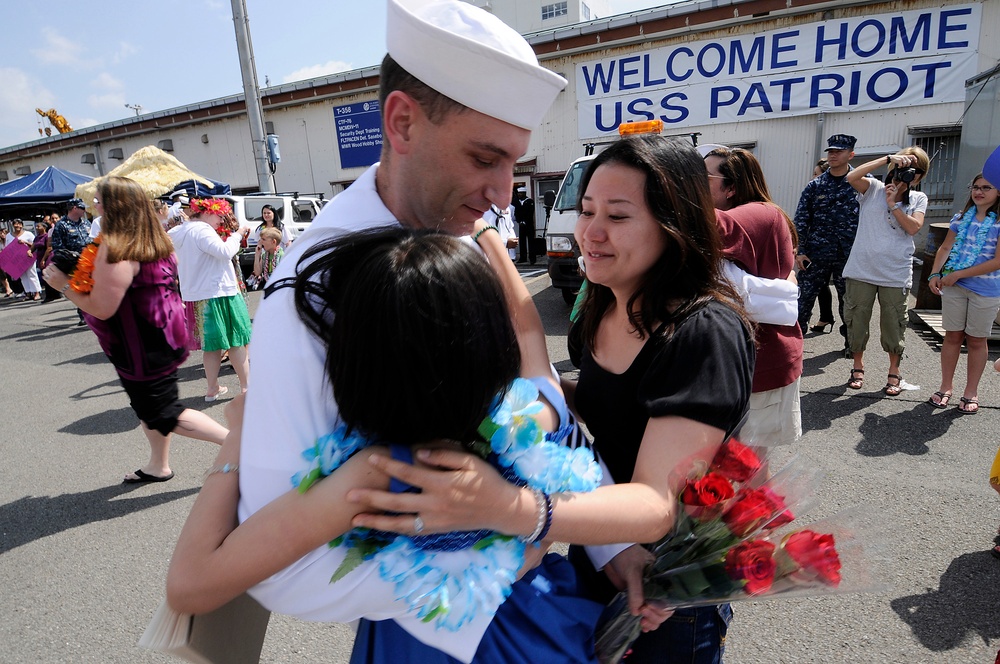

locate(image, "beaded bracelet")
[[472, 225, 499, 243], [535, 491, 553, 542], [928, 272, 942, 281], [203, 462, 239, 481], [519, 487, 550, 544]]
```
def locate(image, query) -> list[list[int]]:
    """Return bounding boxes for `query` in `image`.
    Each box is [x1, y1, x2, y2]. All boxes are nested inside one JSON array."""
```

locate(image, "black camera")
[[892, 167, 918, 184]]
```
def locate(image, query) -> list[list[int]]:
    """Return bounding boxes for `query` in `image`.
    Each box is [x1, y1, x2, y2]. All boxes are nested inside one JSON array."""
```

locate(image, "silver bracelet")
[[203, 462, 239, 481], [519, 487, 547, 544]]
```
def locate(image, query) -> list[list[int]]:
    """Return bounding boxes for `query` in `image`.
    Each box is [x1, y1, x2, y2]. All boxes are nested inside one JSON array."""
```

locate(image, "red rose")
[[680, 472, 736, 521], [761, 487, 795, 530], [722, 488, 777, 537], [782, 530, 841, 586], [710, 439, 762, 482], [725, 539, 776, 595]]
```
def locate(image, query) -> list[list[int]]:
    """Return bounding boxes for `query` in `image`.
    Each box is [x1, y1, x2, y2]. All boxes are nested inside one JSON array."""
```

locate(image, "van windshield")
[[553, 160, 591, 212]]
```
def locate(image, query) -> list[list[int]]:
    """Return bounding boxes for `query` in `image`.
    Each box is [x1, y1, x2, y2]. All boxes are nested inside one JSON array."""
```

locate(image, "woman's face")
[[575, 162, 668, 297], [262, 208, 275, 224], [971, 177, 999, 209], [12, 220, 23, 233], [704, 155, 734, 210]]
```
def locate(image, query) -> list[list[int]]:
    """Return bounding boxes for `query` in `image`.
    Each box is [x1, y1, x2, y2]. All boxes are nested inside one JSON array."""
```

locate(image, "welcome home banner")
[[575, 4, 981, 138]]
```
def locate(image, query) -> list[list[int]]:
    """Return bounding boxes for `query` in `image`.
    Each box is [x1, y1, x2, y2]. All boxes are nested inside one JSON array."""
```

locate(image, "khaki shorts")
[[941, 285, 1000, 338], [741, 379, 802, 447]]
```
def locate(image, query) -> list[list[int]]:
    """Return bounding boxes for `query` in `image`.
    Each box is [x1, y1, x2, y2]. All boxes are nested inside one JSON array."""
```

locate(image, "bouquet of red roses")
[[594, 438, 870, 664]]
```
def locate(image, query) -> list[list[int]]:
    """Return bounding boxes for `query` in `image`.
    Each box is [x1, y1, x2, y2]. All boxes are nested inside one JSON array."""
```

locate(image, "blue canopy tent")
[[0, 166, 93, 208], [168, 177, 231, 198]]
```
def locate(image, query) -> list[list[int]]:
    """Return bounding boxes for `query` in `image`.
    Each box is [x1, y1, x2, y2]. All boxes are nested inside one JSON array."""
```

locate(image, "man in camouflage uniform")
[[794, 134, 860, 351]]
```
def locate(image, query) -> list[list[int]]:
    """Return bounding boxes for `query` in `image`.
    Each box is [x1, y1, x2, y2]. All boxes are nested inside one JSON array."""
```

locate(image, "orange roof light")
[[618, 120, 664, 136]]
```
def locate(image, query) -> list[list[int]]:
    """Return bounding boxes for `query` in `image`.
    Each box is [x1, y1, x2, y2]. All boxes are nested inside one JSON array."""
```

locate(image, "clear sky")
[[0, 0, 675, 152]]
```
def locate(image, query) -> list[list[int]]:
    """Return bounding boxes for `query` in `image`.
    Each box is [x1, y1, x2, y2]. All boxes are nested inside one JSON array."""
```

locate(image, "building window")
[[911, 131, 961, 206], [582, 3, 591, 20], [542, 2, 568, 20]]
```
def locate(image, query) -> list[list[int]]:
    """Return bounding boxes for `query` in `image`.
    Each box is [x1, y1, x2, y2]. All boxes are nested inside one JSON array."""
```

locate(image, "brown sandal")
[[884, 373, 902, 397], [848, 368, 864, 390]]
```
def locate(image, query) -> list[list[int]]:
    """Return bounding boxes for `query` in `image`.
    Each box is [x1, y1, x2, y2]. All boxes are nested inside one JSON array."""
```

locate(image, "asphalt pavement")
[[0, 274, 998, 663]]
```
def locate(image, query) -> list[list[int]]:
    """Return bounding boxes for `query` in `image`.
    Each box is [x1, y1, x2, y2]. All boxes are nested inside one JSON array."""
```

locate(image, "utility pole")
[[231, 0, 275, 193]]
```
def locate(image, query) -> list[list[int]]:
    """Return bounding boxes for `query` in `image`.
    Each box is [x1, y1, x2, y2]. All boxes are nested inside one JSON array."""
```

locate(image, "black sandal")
[[884, 373, 902, 397], [957, 397, 979, 414], [928, 391, 952, 408], [848, 368, 864, 390]]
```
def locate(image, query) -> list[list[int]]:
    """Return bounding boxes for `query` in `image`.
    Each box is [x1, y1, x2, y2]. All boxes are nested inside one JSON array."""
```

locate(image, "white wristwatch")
[[888, 202, 904, 212]]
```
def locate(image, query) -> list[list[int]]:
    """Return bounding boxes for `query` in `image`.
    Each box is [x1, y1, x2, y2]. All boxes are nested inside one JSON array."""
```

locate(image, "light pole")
[[231, 0, 275, 193]]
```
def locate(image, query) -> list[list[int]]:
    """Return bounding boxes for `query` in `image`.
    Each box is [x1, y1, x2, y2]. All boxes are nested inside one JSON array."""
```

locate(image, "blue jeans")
[[621, 604, 732, 663], [568, 546, 732, 663]]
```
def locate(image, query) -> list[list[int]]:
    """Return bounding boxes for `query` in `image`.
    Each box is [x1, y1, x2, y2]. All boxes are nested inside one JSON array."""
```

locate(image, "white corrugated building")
[[1, 0, 997, 242]]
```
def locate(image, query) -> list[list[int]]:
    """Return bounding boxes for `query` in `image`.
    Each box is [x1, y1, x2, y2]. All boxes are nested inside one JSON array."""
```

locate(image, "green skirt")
[[192, 294, 252, 352]]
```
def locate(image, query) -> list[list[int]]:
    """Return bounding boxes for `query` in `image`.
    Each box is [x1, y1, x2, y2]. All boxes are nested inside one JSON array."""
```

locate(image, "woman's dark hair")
[[294, 227, 520, 444], [706, 146, 798, 247], [261, 204, 283, 230], [575, 136, 750, 348]]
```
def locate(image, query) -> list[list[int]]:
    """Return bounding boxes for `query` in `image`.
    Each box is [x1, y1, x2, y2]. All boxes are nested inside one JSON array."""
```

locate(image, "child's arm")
[[473, 220, 552, 380], [472, 220, 558, 429], [167, 395, 390, 615], [252, 245, 263, 278]]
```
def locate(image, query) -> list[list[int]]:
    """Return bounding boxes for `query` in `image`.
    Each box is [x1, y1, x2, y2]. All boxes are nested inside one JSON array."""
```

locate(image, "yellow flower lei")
[[70, 235, 101, 294]]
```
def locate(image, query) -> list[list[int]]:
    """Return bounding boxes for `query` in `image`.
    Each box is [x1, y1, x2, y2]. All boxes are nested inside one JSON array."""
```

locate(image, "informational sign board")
[[576, 4, 981, 138], [334, 100, 383, 169]]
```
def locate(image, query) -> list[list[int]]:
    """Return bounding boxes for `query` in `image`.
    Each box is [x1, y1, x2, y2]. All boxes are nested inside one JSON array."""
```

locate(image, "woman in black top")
[[569, 136, 755, 662]]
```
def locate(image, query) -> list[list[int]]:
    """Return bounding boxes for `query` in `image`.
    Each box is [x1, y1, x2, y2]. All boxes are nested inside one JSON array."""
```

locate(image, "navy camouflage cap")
[[68, 198, 86, 209], [825, 134, 857, 152]]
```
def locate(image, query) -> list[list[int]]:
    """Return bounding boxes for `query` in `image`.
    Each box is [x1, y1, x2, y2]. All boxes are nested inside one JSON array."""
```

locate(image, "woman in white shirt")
[[168, 199, 252, 401]]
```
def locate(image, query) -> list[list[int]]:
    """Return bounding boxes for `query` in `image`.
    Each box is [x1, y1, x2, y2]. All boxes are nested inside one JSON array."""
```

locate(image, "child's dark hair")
[[294, 227, 520, 444]]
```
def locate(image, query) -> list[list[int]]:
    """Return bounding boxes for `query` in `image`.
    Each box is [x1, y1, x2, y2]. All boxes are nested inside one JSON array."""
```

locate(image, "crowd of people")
[[6, 0, 1000, 661]]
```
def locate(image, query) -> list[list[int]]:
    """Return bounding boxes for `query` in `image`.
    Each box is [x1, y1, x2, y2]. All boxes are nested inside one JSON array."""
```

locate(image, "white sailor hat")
[[387, 0, 566, 130]]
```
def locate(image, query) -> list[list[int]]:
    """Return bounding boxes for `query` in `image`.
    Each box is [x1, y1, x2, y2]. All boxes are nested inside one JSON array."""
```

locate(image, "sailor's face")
[[406, 107, 530, 236]]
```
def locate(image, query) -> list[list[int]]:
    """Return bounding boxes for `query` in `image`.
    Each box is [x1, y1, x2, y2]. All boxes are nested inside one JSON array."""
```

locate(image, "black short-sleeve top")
[[574, 300, 755, 485]]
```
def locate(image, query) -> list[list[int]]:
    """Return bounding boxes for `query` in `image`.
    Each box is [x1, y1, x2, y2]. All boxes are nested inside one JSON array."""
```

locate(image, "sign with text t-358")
[[334, 100, 383, 169]]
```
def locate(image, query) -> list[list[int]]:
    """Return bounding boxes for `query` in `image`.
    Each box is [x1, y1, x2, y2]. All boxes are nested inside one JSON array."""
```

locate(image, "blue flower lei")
[[943, 208, 999, 274], [291, 377, 602, 631]]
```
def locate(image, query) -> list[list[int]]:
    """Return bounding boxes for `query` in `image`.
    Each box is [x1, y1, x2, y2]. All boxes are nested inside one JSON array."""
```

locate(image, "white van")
[[544, 155, 594, 305]]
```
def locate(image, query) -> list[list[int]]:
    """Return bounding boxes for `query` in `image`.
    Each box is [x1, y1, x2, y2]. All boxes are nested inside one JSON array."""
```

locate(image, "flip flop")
[[123, 469, 175, 484], [957, 397, 979, 415], [992, 545, 1000, 560], [928, 391, 952, 408], [205, 386, 229, 402]]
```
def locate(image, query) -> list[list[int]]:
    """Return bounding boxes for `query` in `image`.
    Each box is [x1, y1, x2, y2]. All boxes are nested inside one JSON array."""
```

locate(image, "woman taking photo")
[[928, 173, 1000, 413], [843, 147, 930, 395], [42, 176, 228, 483]]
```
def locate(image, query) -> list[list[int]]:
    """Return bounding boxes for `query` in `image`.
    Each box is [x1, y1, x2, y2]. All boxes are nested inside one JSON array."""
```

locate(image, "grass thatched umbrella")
[[74, 146, 215, 214]]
